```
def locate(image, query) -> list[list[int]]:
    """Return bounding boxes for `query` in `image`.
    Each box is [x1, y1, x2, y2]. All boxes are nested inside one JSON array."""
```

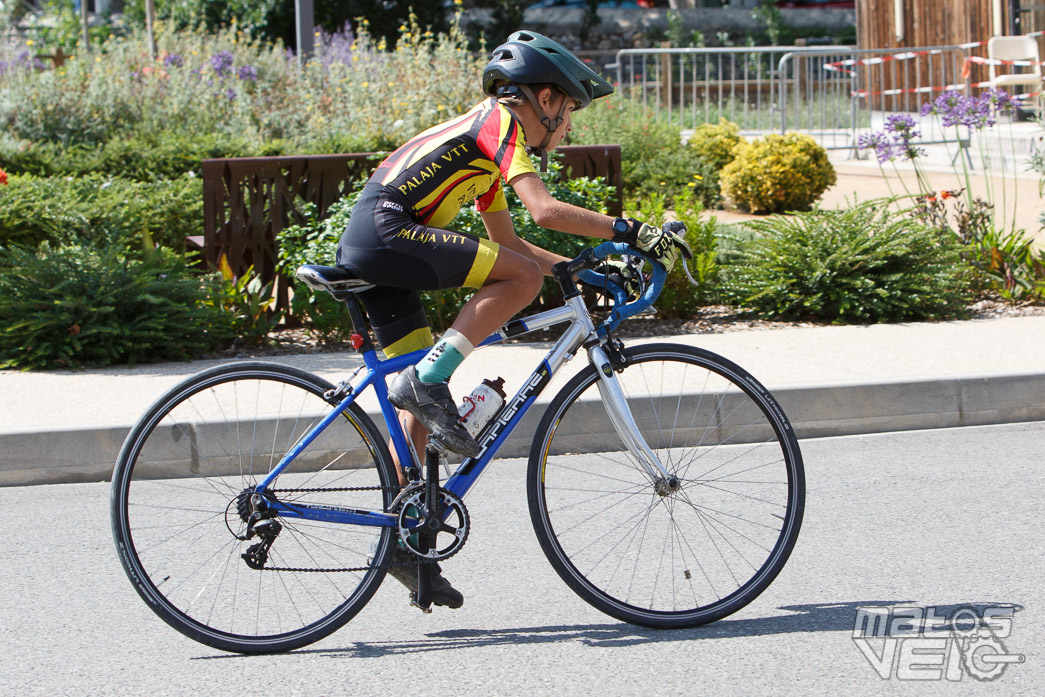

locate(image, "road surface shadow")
[[259, 599, 1022, 658]]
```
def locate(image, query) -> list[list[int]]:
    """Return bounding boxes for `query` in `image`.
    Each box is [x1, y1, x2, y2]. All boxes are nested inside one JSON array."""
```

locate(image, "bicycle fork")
[[587, 343, 678, 492]]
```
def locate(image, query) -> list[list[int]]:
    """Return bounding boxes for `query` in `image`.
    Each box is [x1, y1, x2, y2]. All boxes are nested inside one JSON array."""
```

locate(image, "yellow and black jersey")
[[371, 99, 537, 228], [336, 99, 538, 358]]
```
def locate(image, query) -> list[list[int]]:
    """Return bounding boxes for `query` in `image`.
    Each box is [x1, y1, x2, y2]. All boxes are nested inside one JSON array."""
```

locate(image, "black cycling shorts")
[[336, 183, 500, 357]]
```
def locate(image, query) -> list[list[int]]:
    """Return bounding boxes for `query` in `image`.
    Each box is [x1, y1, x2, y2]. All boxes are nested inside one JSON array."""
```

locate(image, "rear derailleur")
[[233, 490, 283, 570]]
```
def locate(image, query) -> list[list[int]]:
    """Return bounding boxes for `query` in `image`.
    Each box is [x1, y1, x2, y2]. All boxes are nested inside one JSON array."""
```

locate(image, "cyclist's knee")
[[487, 249, 542, 298], [516, 256, 543, 298]]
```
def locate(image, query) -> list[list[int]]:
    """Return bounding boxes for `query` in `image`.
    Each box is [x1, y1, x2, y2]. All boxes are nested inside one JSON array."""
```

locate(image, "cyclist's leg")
[[447, 246, 543, 345], [339, 203, 540, 454], [355, 286, 433, 481]]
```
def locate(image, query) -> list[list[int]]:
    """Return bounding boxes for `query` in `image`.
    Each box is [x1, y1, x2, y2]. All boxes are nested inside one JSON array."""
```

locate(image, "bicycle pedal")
[[409, 592, 433, 614]]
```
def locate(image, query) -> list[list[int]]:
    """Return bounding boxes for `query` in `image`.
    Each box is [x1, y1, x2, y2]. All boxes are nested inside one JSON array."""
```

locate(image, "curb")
[[2, 372, 1043, 487]]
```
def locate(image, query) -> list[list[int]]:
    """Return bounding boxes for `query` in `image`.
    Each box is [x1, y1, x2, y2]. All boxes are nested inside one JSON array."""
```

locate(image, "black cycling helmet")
[[482, 30, 614, 111]]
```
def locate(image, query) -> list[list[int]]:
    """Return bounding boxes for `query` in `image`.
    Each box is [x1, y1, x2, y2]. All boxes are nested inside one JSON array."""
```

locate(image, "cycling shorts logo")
[[381, 200, 404, 213]]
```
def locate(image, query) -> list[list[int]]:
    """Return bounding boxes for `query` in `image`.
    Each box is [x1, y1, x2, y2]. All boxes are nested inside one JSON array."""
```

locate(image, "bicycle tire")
[[527, 343, 804, 628], [111, 362, 398, 654]]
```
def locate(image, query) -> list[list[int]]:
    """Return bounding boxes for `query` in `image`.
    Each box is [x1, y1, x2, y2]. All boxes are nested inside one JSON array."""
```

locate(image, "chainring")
[[395, 487, 469, 562]]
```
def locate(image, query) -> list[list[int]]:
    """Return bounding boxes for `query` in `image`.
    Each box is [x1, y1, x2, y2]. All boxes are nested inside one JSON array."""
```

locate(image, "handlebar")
[[566, 241, 668, 334]]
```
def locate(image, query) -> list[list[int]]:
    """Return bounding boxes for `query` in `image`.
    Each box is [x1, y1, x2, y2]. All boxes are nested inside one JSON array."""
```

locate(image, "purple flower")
[[225, 89, 236, 101], [210, 51, 234, 77], [857, 131, 901, 164], [923, 90, 970, 128], [962, 96, 994, 129], [237, 64, 257, 81], [858, 119, 928, 164], [163, 53, 184, 69], [884, 113, 922, 142], [0, 50, 40, 76], [979, 88, 1021, 116], [920, 89, 1017, 131], [317, 23, 358, 68]]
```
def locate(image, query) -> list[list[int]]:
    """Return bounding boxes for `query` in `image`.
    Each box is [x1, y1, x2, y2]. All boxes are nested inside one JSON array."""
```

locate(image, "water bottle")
[[457, 377, 507, 438]]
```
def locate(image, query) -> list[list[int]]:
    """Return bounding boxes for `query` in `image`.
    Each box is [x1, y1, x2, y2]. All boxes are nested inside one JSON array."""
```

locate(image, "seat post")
[[339, 294, 375, 353]]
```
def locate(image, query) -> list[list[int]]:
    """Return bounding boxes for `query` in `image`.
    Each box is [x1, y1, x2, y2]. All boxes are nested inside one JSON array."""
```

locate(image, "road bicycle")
[[110, 241, 805, 654]]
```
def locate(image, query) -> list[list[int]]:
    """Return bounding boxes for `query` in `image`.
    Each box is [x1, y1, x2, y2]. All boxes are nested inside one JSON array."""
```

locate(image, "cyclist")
[[336, 30, 690, 608]]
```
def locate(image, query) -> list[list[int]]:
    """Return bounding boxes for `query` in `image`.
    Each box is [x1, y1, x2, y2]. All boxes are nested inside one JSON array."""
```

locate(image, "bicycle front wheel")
[[111, 362, 399, 654], [528, 343, 804, 628]]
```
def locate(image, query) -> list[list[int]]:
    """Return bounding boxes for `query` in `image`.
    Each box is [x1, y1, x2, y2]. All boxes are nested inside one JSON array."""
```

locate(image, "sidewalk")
[[2, 316, 1044, 487]]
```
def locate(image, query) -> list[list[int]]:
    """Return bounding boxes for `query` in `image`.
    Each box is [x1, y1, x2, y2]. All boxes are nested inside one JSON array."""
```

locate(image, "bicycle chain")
[[256, 485, 417, 573], [258, 558, 420, 573], [270, 485, 396, 493]]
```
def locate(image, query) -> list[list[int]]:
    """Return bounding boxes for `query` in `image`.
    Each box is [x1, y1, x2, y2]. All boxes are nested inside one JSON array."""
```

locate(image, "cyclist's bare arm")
[[509, 172, 617, 241]]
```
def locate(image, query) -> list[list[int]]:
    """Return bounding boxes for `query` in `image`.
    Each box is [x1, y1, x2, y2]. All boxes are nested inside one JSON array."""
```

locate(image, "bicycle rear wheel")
[[110, 362, 398, 653], [528, 343, 804, 628]]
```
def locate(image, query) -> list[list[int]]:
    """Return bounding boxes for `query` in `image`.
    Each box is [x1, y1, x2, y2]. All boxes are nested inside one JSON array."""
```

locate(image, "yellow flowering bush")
[[687, 118, 743, 172], [719, 133, 836, 214]]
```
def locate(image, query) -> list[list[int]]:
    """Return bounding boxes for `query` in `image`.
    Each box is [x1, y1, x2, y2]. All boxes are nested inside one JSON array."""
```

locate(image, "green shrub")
[[625, 188, 720, 319], [627, 147, 720, 208], [0, 21, 483, 156], [720, 133, 836, 214], [210, 260, 283, 347], [0, 173, 202, 250], [570, 96, 717, 206], [122, 0, 449, 51], [0, 243, 231, 370], [724, 202, 971, 323], [688, 118, 743, 172], [912, 193, 1045, 301], [0, 132, 286, 180], [277, 196, 356, 344], [964, 225, 1045, 301]]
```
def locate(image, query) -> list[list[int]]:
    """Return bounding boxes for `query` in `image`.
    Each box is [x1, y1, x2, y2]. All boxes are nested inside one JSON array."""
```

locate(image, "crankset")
[[395, 486, 469, 562]]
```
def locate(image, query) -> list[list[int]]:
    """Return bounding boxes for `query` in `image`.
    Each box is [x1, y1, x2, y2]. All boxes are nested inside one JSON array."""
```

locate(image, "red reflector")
[[350, 334, 365, 349]]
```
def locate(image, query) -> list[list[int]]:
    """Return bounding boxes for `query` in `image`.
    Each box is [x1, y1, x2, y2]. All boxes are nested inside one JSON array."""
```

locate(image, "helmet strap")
[[517, 84, 570, 167]]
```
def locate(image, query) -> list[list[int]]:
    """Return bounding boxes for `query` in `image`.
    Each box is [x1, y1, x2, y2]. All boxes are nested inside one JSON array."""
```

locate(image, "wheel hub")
[[654, 476, 681, 497]]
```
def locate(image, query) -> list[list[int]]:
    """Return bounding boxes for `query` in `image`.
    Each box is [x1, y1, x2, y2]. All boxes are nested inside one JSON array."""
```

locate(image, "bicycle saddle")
[[296, 265, 375, 298]]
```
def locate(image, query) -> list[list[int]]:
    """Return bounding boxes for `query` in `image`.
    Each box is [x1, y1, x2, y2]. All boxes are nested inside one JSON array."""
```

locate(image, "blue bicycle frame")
[[256, 242, 667, 530]]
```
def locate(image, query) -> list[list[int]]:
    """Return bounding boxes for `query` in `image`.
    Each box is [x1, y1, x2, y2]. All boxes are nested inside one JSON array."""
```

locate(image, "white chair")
[[987, 35, 1042, 94]]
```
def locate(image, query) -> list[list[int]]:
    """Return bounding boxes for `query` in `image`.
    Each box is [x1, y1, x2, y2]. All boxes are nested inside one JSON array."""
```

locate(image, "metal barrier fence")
[[612, 46, 853, 132], [611, 42, 1024, 157], [778, 45, 975, 153]]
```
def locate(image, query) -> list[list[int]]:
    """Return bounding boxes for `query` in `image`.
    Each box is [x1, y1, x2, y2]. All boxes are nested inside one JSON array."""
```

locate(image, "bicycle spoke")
[[530, 345, 804, 628], [113, 364, 396, 653]]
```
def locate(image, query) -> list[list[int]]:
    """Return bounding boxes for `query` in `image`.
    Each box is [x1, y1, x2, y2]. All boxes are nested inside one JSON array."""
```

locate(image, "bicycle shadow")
[[289, 599, 1024, 658]]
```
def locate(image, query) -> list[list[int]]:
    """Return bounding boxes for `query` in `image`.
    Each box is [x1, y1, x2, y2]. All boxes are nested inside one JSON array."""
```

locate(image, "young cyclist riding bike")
[[335, 30, 691, 609]]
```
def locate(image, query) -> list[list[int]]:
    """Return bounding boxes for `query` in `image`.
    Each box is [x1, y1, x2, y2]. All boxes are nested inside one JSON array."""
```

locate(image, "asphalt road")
[[2, 422, 1042, 696]]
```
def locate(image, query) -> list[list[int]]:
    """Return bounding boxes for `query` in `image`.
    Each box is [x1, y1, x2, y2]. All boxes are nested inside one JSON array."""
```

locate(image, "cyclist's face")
[[542, 92, 577, 151]]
